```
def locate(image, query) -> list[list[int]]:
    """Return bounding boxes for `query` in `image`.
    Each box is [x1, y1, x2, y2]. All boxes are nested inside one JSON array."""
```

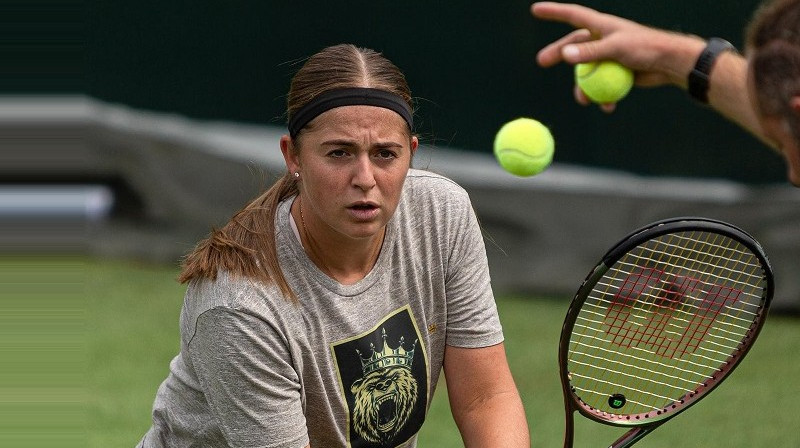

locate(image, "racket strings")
[[568, 230, 767, 416], [616, 236, 764, 303], [595, 231, 757, 404], [589, 233, 694, 412]]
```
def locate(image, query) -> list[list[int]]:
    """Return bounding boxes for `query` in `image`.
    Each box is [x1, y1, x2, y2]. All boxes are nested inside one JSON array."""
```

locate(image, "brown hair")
[[178, 44, 414, 301], [746, 0, 800, 140]]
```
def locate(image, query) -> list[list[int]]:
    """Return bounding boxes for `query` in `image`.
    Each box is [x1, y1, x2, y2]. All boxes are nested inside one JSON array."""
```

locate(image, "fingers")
[[534, 1, 629, 113], [573, 85, 591, 106], [539, 33, 618, 66], [560, 39, 610, 64], [600, 103, 618, 114], [531, 2, 619, 36], [536, 29, 592, 67], [574, 85, 618, 113], [531, 2, 596, 28], [532, 2, 639, 64]]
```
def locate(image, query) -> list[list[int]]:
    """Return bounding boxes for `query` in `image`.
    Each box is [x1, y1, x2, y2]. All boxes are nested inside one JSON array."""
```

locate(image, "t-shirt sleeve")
[[187, 307, 310, 448], [442, 188, 504, 348]]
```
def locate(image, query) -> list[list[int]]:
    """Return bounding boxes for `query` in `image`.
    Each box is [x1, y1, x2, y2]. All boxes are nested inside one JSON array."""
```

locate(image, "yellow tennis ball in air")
[[493, 117, 554, 177], [575, 60, 634, 104]]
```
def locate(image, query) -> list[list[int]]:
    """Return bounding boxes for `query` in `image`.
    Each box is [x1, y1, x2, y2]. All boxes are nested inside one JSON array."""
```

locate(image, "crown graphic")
[[356, 328, 417, 376]]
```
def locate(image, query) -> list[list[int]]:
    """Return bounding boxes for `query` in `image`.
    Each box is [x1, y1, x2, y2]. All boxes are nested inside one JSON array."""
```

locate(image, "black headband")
[[288, 87, 413, 138]]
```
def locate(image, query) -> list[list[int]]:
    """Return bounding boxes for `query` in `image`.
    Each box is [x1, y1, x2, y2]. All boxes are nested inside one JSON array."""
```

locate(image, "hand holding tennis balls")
[[493, 118, 554, 177], [575, 60, 634, 104]]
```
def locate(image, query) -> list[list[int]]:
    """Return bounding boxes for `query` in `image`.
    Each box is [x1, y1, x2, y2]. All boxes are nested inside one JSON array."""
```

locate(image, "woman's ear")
[[280, 135, 300, 174]]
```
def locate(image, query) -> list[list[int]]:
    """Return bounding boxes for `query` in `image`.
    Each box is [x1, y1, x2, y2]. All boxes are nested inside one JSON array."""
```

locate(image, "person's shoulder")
[[186, 271, 289, 315], [405, 168, 469, 198], [401, 169, 474, 220]]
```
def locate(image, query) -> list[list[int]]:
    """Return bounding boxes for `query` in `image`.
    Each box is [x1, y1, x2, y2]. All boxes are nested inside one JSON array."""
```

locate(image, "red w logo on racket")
[[605, 267, 743, 359]]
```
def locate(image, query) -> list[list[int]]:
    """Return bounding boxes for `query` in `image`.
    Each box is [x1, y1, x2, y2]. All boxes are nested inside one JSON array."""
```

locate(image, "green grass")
[[77, 257, 800, 447], [0, 255, 86, 447]]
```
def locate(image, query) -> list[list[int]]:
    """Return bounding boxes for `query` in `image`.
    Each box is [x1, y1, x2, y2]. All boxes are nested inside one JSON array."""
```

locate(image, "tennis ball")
[[575, 60, 634, 104], [493, 117, 554, 177]]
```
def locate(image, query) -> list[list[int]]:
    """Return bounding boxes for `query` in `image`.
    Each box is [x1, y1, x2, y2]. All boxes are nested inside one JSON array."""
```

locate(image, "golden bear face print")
[[351, 365, 418, 443], [332, 307, 428, 447]]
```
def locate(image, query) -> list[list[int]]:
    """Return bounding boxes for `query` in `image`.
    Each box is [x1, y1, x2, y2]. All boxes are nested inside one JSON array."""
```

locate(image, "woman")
[[532, 0, 800, 186], [137, 44, 529, 447]]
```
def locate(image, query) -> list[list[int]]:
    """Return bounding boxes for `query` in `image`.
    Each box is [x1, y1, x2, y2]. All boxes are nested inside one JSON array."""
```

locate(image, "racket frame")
[[559, 217, 774, 448]]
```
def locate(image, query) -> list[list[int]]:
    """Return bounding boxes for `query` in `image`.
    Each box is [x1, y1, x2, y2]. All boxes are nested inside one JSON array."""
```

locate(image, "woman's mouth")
[[347, 202, 379, 220]]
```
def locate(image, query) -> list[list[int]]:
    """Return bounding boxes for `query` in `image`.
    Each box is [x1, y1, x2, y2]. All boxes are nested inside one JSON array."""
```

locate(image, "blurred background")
[[85, 0, 781, 181], [4, 0, 800, 446], [9, 0, 797, 305]]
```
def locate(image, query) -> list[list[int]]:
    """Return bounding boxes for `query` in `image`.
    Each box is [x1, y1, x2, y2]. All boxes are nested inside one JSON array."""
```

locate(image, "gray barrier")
[[5, 96, 799, 311]]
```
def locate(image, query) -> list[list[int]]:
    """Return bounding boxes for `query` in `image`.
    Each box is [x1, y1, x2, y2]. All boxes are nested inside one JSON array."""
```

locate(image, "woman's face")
[[282, 105, 418, 243]]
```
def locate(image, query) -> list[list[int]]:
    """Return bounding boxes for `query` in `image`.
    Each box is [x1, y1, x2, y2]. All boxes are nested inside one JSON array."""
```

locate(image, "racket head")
[[559, 217, 773, 429]]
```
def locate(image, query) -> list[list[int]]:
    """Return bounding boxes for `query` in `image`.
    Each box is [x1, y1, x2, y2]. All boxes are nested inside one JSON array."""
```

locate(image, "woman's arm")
[[443, 343, 529, 447], [189, 307, 310, 448]]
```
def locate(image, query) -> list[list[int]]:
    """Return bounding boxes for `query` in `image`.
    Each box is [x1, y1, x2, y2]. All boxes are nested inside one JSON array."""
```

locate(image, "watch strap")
[[688, 38, 736, 103]]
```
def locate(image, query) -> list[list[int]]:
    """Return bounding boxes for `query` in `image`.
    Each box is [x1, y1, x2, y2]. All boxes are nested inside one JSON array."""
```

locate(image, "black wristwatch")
[[688, 37, 737, 103]]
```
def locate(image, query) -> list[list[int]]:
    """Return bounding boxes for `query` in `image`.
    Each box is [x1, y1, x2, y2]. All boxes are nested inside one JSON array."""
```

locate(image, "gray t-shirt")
[[138, 169, 503, 448]]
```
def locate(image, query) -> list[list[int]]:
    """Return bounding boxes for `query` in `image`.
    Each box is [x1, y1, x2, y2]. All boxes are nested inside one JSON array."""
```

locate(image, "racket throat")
[[610, 424, 660, 448]]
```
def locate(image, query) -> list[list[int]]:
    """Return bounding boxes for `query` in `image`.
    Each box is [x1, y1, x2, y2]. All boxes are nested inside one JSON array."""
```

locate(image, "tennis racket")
[[559, 217, 773, 448]]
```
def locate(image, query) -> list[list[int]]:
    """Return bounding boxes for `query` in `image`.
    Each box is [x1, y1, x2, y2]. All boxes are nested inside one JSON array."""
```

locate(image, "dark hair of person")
[[746, 0, 800, 140]]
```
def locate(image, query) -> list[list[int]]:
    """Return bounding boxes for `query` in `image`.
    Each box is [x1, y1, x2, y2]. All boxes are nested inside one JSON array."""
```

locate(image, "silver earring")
[[294, 172, 300, 178]]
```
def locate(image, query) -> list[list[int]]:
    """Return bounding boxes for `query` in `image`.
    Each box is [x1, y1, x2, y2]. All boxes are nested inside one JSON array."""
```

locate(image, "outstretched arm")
[[531, 2, 768, 146]]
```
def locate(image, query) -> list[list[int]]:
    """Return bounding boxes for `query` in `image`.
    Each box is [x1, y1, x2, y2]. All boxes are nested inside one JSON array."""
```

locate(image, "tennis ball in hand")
[[493, 118, 554, 177], [575, 60, 634, 104]]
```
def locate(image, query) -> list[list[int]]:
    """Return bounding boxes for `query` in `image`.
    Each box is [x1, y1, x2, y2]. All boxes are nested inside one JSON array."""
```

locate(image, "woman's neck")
[[294, 196, 384, 285]]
